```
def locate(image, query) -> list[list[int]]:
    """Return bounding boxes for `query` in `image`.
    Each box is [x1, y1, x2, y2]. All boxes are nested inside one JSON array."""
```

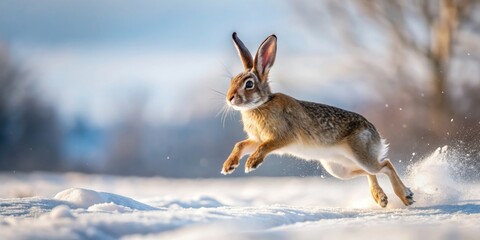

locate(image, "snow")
[[1, 147, 480, 239], [54, 188, 156, 211]]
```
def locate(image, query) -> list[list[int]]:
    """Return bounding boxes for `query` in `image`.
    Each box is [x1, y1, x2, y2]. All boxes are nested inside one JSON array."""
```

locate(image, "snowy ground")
[[1, 147, 480, 240]]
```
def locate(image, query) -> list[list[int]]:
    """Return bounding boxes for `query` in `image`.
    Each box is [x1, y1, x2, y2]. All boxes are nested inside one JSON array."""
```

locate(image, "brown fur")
[[221, 32, 414, 207]]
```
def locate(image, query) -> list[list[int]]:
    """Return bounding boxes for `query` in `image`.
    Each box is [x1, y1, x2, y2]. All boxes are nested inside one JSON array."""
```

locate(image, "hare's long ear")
[[253, 34, 277, 81], [232, 32, 253, 71]]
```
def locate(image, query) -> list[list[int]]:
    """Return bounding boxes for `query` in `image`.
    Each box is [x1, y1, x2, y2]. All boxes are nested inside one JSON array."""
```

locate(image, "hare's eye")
[[245, 80, 254, 89]]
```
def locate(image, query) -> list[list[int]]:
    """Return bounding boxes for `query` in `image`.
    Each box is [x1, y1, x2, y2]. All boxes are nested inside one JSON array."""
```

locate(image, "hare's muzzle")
[[226, 90, 238, 106]]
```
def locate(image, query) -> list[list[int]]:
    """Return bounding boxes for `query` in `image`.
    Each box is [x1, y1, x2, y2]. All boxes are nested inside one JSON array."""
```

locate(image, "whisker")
[[228, 105, 237, 123], [222, 105, 229, 128], [211, 86, 237, 128], [215, 103, 228, 128], [210, 88, 226, 97], [212, 100, 226, 110], [208, 97, 226, 101], [216, 104, 226, 118], [210, 92, 228, 114], [217, 60, 233, 79]]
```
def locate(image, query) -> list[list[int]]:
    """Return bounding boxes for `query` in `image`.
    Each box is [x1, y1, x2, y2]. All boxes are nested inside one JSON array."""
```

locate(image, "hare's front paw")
[[221, 158, 239, 175], [245, 156, 264, 173]]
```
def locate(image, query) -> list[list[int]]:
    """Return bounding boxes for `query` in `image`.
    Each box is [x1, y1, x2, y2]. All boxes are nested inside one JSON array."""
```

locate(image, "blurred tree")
[[292, 0, 480, 152], [0, 44, 63, 171], [103, 93, 148, 175]]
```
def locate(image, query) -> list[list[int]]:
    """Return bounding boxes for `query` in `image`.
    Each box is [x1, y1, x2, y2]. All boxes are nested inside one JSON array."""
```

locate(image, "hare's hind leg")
[[340, 167, 389, 208], [349, 169, 389, 208], [348, 136, 414, 206], [367, 174, 388, 208], [353, 154, 414, 206], [321, 161, 388, 207], [379, 159, 414, 206]]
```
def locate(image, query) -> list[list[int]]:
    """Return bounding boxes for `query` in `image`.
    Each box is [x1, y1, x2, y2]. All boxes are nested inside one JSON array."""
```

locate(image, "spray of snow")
[[406, 145, 478, 206]]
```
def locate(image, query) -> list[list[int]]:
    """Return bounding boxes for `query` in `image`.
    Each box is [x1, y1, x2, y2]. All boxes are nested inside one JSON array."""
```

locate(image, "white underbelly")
[[273, 143, 358, 169]]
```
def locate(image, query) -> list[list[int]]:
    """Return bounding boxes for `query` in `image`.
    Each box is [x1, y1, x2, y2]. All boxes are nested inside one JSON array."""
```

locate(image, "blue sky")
[[0, 0, 364, 126], [0, 0, 311, 50]]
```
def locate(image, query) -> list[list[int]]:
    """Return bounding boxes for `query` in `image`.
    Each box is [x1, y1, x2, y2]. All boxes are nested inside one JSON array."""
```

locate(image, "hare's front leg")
[[245, 140, 286, 173], [221, 139, 257, 175]]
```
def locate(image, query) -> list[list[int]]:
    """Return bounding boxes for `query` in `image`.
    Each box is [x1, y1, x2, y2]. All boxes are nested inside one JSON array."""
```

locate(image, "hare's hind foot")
[[401, 187, 415, 206], [371, 189, 388, 208], [367, 175, 388, 208]]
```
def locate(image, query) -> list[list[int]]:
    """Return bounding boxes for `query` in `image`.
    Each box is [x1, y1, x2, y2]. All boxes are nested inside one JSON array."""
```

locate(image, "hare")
[[220, 32, 414, 207]]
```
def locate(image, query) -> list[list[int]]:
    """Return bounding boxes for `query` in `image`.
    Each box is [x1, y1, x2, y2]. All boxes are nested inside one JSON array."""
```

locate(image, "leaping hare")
[[221, 32, 414, 207]]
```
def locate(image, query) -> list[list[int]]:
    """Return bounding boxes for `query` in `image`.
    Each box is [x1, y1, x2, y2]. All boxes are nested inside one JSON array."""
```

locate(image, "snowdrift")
[[54, 188, 157, 211]]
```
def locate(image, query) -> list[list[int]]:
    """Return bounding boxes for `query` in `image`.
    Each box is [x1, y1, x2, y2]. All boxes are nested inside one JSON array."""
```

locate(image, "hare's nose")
[[228, 95, 235, 102]]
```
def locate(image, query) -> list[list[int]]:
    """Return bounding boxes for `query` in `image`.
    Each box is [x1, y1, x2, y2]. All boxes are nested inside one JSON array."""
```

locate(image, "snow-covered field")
[[1, 147, 479, 240]]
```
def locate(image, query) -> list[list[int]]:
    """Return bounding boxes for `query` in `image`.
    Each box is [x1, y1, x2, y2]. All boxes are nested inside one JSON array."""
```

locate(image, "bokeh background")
[[0, 0, 479, 178]]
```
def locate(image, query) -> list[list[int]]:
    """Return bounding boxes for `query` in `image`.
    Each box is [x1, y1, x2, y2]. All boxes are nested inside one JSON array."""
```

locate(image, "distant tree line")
[[0, 45, 63, 171]]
